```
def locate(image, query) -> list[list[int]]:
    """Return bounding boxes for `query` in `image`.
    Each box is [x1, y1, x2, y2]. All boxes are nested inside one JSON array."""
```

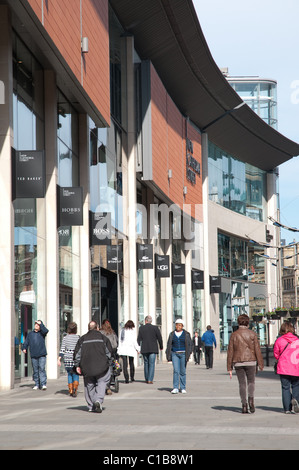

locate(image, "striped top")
[[59, 334, 80, 368]]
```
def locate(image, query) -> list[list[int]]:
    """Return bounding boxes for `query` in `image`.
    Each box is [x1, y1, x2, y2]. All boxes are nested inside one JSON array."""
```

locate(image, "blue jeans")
[[280, 375, 299, 412], [143, 353, 156, 382], [65, 367, 79, 384], [31, 356, 47, 388], [171, 352, 186, 390]]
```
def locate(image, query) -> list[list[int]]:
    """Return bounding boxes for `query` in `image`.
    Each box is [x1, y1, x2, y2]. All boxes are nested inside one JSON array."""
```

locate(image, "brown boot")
[[242, 403, 248, 414], [72, 381, 79, 397], [248, 397, 255, 413], [68, 383, 73, 396]]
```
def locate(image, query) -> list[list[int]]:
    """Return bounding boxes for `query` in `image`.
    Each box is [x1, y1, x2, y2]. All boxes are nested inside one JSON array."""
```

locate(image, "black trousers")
[[204, 346, 214, 368], [121, 355, 135, 382]]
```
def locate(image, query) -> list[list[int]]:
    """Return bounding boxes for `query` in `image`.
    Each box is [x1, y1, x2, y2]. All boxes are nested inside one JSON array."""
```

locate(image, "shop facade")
[[0, 0, 299, 390]]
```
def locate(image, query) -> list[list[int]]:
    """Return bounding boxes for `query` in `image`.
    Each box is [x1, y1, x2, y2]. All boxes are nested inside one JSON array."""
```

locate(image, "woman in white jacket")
[[117, 320, 140, 383]]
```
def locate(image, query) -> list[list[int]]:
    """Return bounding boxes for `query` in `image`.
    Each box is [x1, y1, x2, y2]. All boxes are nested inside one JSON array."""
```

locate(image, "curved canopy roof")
[[110, 0, 299, 171]]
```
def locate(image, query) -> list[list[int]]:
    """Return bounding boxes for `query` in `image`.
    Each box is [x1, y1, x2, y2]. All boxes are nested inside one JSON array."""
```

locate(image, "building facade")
[[0, 0, 299, 390]]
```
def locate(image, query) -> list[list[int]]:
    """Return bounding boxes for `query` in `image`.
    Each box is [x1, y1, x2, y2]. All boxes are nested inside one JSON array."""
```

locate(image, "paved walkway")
[[0, 358, 298, 451]]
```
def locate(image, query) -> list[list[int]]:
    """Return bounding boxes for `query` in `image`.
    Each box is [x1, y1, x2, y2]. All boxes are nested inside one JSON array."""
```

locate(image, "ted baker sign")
[[12, 149, 45, 199]]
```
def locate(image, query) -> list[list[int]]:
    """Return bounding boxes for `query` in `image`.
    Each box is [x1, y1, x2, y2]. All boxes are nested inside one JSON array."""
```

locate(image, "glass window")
[[57, 91, 80, 344], [13, 34, 45, 380], [208, 141, 267, 222]]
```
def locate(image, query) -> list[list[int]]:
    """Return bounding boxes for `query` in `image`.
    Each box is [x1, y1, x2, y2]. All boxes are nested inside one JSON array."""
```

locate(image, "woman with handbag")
[[227, 314, 264, 413], [273, 322, 299, 414]]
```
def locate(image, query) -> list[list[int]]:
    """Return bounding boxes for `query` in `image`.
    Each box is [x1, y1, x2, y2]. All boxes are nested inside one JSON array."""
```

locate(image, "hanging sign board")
[[172, 263, 186, 284], [90, 211, 111, 245], [137, 244, 153, 269], [192, 269, 204, 290], [155, 254, 170, 278], [210, 275, 221, 294], [57, 186, 83, 227], [107, 245, 123, 272], [12, 149, 45, 199]]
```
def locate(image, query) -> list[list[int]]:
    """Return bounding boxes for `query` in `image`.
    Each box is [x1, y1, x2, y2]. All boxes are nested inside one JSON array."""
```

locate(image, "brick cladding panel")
[[27, 0, 110, 124], [151, 65, 202, 221]]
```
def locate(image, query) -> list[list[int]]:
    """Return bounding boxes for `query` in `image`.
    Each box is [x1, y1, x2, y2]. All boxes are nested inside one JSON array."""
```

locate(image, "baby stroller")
[[109, 358, 122, 393]]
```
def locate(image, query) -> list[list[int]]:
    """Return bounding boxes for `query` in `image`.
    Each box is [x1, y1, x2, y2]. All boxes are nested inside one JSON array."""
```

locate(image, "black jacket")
[[137, 323, 163, 354], [166, 329, 192, 362], [73, 330, 113, 379]]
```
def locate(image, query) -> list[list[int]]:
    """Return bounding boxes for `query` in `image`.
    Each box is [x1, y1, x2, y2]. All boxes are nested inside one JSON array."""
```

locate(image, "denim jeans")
[[171, 352, 186, 390], [31, 356, 47, 388], [65, 367, 79, 384], [143, 353, 156, 382], [280, 375, 299, 412]]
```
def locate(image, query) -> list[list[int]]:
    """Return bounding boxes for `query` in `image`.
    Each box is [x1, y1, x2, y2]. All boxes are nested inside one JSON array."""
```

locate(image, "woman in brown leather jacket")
[[227, 314, 264, 414]]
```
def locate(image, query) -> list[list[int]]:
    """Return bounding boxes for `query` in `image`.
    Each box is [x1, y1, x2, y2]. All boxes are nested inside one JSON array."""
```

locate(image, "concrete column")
[[201, 132, 211, 328], [123, 36, 138, 326], [79, 113, 91, 332], [0, 5, 14, 390], [44, 70, 59, 379]]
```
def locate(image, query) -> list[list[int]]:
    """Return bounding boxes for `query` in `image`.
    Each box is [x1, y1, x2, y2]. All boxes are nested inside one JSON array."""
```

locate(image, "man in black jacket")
[[137, 315, 163, 384], [74, 321, 113, 412]]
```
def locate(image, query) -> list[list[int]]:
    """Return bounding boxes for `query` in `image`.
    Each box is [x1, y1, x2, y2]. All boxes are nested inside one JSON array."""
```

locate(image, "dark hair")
[[279, 321, 295, 336], [124, 320, 135, 329], [237, 314, 249, 326], [67, 322, 77, 334]]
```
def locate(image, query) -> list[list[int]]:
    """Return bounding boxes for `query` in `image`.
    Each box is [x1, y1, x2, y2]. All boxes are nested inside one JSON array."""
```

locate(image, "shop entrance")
[[15, 303, 33, 380], [100, 268, 118, 333]]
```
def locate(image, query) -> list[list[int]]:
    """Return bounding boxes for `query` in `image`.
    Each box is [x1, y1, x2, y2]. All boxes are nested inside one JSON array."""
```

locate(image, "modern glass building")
[[224, 72, 278, 129]]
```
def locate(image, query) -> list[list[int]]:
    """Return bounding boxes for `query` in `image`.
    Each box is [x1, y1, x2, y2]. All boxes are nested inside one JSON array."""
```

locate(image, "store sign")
[[137, 244, 153, 269], [192, 269, 204, 290], [90, 211, 111, 245], [186, 138, 200, 185], [14, 198, 36, 227], [57, 186, 83, 227], [172, 263, 186, 284], [155, 254, 170, 278], [12, 149, 45, 199], [107, 245, 123, 272], [210, 275, 221, 294]]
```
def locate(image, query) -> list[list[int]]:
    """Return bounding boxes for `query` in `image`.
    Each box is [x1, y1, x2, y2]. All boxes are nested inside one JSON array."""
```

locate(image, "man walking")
[[201, 325, 217, 369], [73, 321, 113, 412], [22, 320, 49, 390], [137, 315, 163, 384]]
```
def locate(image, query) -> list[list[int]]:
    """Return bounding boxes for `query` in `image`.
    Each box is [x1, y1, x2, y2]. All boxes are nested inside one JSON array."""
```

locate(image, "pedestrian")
[[201, 325, 217, 369], [73, 320, 113, 413], [99, 319, 118, 395], [57, 322, 80, 397], [166, 319, 192, 394], [117, 320, 140, 383], [22, 320, 49, 390], [192, 330, 202, 365], [137, 315, 163, 384], [227, 314, 264, 414], [273, 321, 299, 414]]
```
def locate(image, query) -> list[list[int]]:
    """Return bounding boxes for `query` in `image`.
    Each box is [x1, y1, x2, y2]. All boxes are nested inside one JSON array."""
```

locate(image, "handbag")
[[274, 342, 289, 374]]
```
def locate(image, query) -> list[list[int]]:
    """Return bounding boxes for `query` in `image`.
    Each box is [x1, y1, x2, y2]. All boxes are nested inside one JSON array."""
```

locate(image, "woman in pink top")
[[273, 322, 299, 414]]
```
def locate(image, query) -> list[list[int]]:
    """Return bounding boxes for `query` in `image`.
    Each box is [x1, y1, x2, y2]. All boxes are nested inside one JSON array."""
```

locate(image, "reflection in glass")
[[208, 141, 267, 222]]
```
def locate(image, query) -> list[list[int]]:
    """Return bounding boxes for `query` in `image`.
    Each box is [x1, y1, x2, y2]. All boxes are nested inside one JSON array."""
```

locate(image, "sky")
[[193, 0, 299, 244]]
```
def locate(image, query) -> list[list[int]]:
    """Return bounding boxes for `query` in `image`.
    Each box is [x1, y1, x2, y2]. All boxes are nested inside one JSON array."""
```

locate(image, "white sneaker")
[[42, 385, 47, 390], [171, 388, 179, 394], [32, 386, 39, 390], [181, 389, 187, 394], [94, 401, 103, 413]]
